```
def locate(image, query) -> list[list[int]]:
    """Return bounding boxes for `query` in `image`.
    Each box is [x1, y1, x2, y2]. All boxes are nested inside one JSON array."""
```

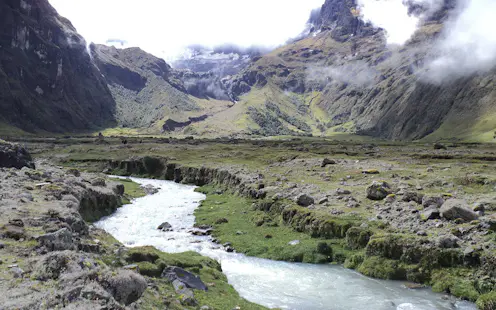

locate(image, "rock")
[[2, 224, 26, 240], [321, 158, 336, 167], [336, 188, 352, 195], [157, 222, 173, 232], [162, 266, 207, 291], [215, 218, 229, 224], [225, 246, 235, 253], [37, 228, 74, 251], [173, 280, 198, 306], [265, 234, 273, 239], [362, 169, 380, 175], [91, 178, 106, 187], [366, 181, 392, 200], [421, 207, 441, 220], [317, 197, 328, 204], [81, 282, 112, 302], [99, 270, 147, 305], [385, 194, 396, 203], [288, 240, 300, 246], [0, 140, 35, 169], [66, 168, 81, 177], [10, 266, 25, 278], [402, 192, 424, 204], [473, 203, 485, 213], [142, 184, 159, 195], [295, 194, 315, 207], [440, 199, 479, 222], [416, 231, 427, 236], [422, 196, 445, 208], [0, 242, 4, 249], [436, 234, 460, 248], [434, 143, 447, 150], [17, 192, 34, 202]]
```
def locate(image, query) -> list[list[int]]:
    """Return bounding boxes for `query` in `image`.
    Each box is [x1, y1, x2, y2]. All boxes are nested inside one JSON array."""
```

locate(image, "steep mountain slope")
[[0, 0, 117, 133], [213, 0, 496, 141], [91, 45, 232, 132]]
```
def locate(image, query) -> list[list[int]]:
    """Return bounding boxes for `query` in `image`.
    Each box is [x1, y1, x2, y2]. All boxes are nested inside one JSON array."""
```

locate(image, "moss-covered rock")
[[357, 256, 407, 280], [476, 291, 496, 310], [345, 227, 372, 250]]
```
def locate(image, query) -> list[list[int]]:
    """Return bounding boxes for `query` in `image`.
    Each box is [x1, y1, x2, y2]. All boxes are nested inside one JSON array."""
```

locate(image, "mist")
[[48, 0, 323, 61], [307, 61, 379, 88], [424, 0, 496, 83]]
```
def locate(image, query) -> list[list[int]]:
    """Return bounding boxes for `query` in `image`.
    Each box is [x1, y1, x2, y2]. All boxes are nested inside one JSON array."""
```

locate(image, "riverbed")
[[95, 178, 476, 310]]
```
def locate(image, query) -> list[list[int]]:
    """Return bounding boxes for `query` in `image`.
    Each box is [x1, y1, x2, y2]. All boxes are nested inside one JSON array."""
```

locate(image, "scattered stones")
[[295, 194, 315, 207], [321, 158, 336, 167], [440, 199, 479, 222], [38, 228, 74, 251], [157, 222, 173, 232], [366, 181, 392, 200]]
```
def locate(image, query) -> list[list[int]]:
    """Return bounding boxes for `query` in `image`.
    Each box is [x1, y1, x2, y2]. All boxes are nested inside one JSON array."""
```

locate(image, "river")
[[95, 178, 476, 310]]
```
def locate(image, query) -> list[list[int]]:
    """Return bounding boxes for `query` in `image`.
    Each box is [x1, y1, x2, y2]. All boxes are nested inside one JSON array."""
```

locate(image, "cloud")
[[307, 61, 380, 88], [423, 0, 496, 83], [48, 0, 323, 61]]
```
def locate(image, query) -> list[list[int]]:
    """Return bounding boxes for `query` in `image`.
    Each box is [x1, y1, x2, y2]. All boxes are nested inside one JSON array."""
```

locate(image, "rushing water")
[[95, 178, 476, 310]]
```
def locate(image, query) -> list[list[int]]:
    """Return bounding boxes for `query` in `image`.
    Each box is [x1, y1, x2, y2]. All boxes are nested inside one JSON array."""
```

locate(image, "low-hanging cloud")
[[423, 0, 496, 83], [307, 61, 380, 88]]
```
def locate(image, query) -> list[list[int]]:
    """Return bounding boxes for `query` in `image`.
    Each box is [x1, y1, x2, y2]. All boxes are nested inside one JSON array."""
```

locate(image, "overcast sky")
[[48, 0, 324, 60]]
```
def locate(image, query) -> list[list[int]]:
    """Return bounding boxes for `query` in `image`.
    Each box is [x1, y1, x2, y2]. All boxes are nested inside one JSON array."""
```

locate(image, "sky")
[[48, 0, 324, 61]]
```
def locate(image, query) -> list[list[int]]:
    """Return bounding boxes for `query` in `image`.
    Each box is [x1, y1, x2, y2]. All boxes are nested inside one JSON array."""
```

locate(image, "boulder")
[[0, 140, 35, 169], [162, 266, 207, 291], [421, 207, 441, 220], [295, 194, 315, 207], [142, 184, 159, 195], [321, 158, 336, 167], [157, 222, 173, 232], [366, 181, 391, 200], [2, 224, 26, 240], [38, 228, 74, 251], [422, 196, 445, 208], [402, 191, 424, 204], [440, 199, 479, 222], [173, 279, 198, 306], [91, 178, 106, 187], [99, 270, 147, 306]]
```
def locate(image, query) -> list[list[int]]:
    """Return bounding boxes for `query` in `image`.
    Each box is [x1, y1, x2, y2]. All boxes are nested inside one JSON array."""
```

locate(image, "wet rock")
[[142, 184, 159, 195], [157, 222, 173, 232], [422, 196, 445, 208], [440, 199, 479, 222], [38, 228, 74, 251], [162, 266, 207, 291], [366, 181, 391, 200], [436, 234, 460, 248], [295, 194, 315, 207], [225, 246, 235, 253], [321, 158, 336, 167], [421, 207, 441, 221], [99, 270, 147, 305]]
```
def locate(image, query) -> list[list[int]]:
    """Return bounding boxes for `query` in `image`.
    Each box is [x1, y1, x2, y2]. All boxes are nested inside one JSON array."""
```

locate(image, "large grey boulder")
[[162, 266, 207, 291], [366, 181, 391, 200], [38, 228, 74, 251], [99, 270, 147, 305], [295, 194, 315, 207], [440, 199, 479, 222], [0, 140, 35, 169], [422, 196, 445, 208]]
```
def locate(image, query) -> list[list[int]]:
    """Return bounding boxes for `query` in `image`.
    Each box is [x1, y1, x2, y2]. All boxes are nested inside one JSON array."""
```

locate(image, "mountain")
[[215, 0, 496, 141], [0, 0, 117, 133], [91, 45, 232, 132]]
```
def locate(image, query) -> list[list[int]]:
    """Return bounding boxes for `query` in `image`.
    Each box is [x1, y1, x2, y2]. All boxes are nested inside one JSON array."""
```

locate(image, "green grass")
[[194, 186, 350, 264]]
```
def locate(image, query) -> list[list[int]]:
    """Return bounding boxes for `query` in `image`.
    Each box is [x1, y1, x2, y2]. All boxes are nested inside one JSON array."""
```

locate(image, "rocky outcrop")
[[0, 0, 116, 132], [0, 140, 35, 169]]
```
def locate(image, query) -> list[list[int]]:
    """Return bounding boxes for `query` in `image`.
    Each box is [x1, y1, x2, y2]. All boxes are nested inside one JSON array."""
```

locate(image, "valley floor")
[[9, 136, 496, 309]]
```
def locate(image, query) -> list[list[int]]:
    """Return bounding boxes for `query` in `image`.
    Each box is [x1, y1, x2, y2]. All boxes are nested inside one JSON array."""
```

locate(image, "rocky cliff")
[[0, 0, 117, 133]]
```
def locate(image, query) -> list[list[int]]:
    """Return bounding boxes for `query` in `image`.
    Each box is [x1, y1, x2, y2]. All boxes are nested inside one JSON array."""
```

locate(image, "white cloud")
[[48, 0, 323, 61]]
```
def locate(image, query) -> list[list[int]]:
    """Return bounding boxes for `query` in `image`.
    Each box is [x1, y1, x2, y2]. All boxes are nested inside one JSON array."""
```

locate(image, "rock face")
[[0, 0, 116, 132], [440, 199, 479, 222], [0, 140, 35, 169]]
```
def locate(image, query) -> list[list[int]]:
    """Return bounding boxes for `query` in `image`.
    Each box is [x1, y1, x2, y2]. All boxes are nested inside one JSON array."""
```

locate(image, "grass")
[[194, 186, 350, 264]]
